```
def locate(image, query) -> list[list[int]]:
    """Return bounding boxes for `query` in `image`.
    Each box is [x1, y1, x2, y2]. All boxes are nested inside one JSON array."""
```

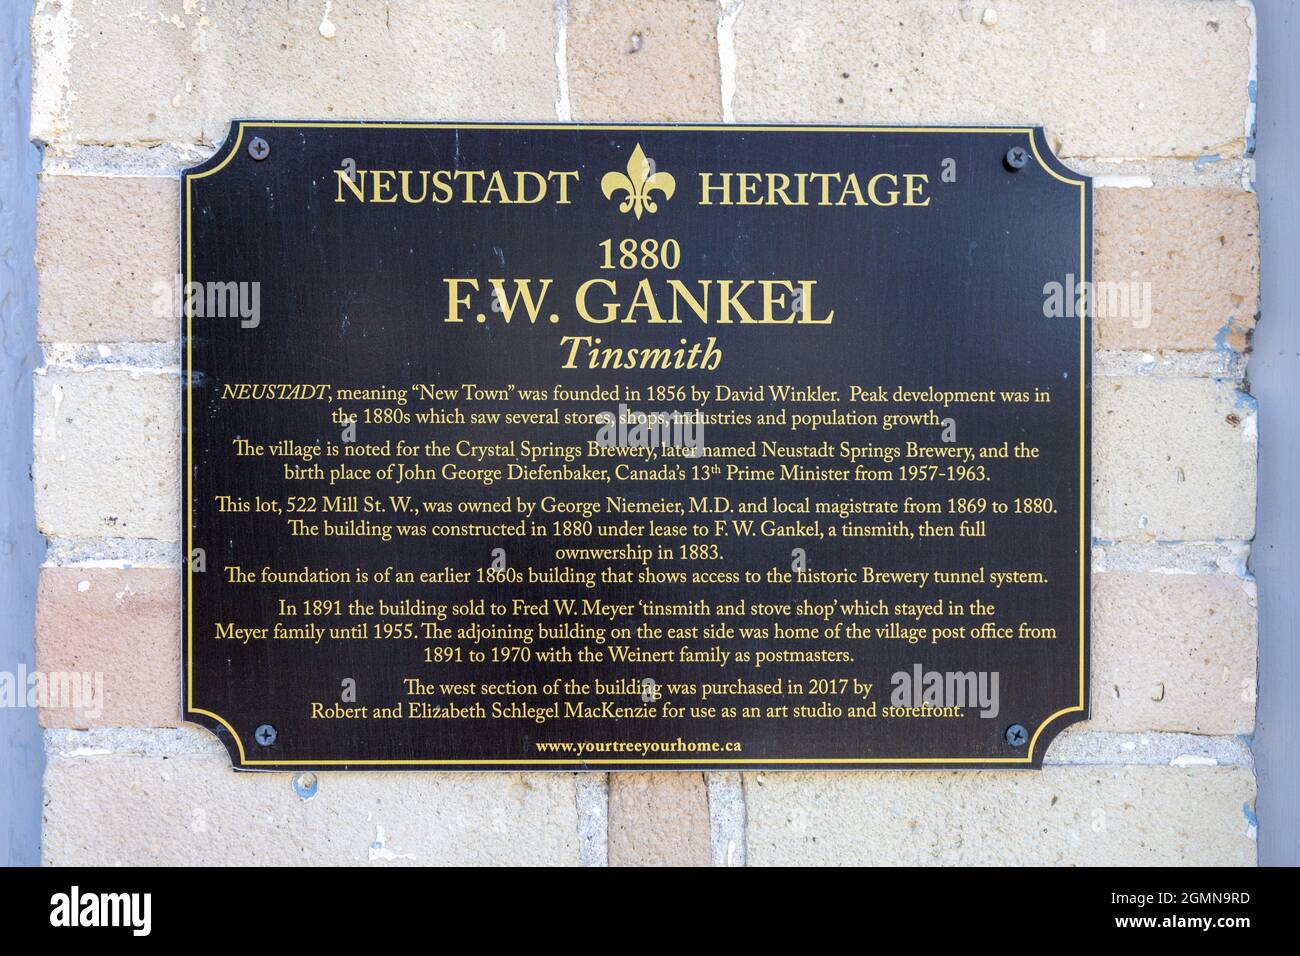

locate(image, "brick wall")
[[29, 0, 1258, 866]]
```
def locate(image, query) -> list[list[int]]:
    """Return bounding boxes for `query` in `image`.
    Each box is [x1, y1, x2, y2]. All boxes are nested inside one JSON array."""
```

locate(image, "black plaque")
[[183, 123, 1090, 770]]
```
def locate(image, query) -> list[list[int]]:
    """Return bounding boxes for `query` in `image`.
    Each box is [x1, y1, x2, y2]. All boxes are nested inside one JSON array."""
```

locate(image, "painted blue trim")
[[0, 0, 45, 867], [1253, 0, 1300, 868]]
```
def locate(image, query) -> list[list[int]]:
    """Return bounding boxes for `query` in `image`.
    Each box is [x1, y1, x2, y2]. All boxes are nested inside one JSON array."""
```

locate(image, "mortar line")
[[706, 772, 747, 866], [553, 0, 572, 123], [44, 727, 1256, 768], [717, 1, 743, 124], [576, 773, 608, 866]]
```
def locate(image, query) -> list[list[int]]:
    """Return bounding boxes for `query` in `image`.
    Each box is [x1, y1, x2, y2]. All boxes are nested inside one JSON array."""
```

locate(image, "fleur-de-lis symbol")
[[601, 143, 676, 219]]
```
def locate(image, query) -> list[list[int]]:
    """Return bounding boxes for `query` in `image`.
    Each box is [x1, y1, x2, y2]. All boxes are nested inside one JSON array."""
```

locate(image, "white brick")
[[32, 0, 558, 146], [745, 766, 1256, 865], [33, 368, 179, 540], [1094, 376, 1256, 541], [732, 0, 1253, 159], [44, 749, 581, 866]]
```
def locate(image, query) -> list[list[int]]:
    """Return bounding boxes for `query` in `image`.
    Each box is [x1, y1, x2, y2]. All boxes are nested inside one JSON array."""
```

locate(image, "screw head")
[[254, 723, 277, 746], [1005, 723, 1028, 747], [1004, 146, 1029, 171], [248, 136, 270, 161]]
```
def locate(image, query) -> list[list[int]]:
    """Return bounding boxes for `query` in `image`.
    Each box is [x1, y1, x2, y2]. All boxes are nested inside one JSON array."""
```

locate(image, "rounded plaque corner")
[[182, 120, 249, 182], [1028, 705, 1089, 767], [183, 708, 250, 769], [1027, 127, 1090, 188]]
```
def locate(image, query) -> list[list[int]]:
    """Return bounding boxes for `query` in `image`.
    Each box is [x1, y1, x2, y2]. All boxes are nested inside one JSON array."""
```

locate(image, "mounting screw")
[[248, 136, 270, 161], [254, 723, 277, 746], [1004, 145, 1029, 171], [1005, 724, 1028, 747]]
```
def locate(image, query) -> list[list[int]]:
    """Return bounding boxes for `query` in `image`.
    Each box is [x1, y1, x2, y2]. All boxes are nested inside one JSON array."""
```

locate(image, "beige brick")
[[31, 0, 557, 147], [745, 766, 1256, 866], [1095, 188, 1258, 352], [567, 0, 720, 121], [43, 751, 580, 865], [1094, 376, 1255, 541], [608, 773, 710, 866], [37, 177, 177, 342], [33, 368, 179, 540], [732, 1, 1252, 158], [36, 568, 180, 728], [1091, 572, 1255, 734]]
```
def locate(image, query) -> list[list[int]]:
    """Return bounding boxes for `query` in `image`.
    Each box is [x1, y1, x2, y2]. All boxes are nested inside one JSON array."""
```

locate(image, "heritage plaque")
[[183, 123, 1090, 770]]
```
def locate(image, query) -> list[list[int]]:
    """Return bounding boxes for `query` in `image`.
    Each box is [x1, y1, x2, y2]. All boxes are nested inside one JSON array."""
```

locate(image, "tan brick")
[[43, 750, 580, 865], [37, 177, 177, 342], [36, 568, 180, 728], [744, 766, 1256, 866], [732, 1, 1252, 158], [1095, 188, 1258, 352], [31, 0, 557, 147], [608, 773, 710, 866], [1094, 376, 1255, 541], [1090, 572, 1255, 734], [567, 0, 720, 121], [33, 368, 179, 540]]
